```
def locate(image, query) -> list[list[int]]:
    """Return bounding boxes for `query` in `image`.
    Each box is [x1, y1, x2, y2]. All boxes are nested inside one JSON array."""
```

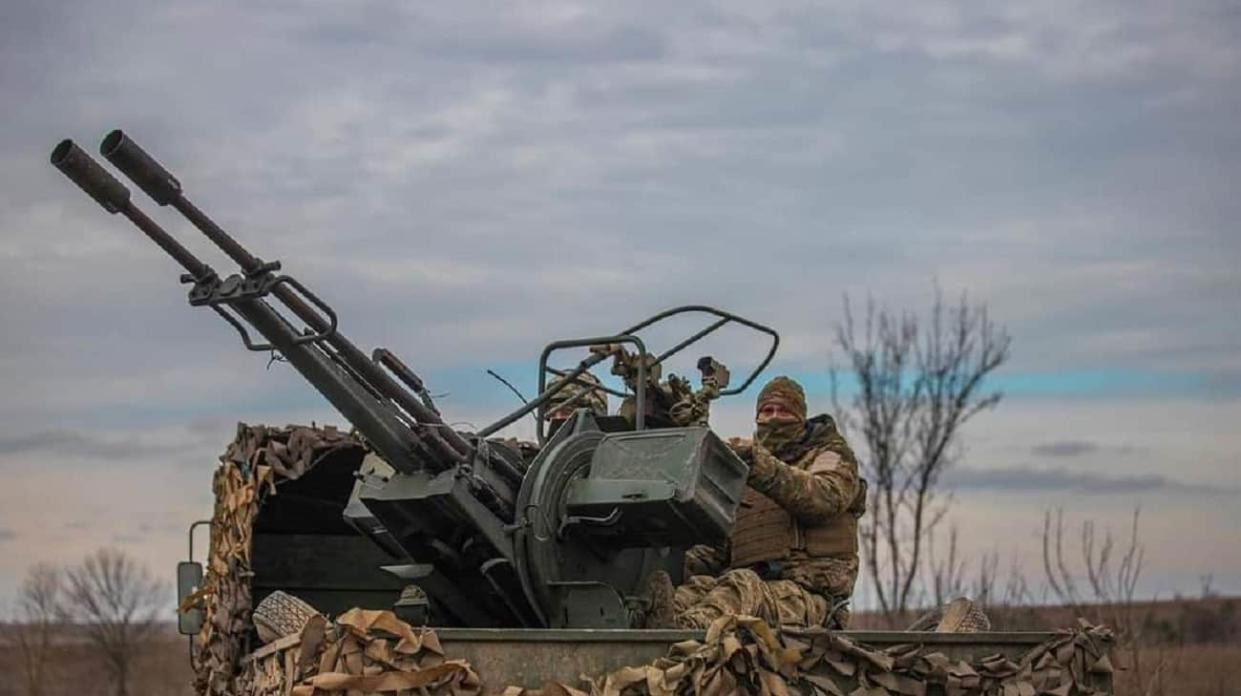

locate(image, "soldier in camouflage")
[[544, 371, 608, 423], [502, 372, 609, 466], [647, 376, 866, 629]]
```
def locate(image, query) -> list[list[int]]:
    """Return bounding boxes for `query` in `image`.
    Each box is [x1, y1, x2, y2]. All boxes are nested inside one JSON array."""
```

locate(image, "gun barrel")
[[102, 130, 264, 271], [51, 140, 130, 214], [99, 129, 182, 205], [53, 131, 528, 623], [51, 140, 214, 282], [99, 130, 474, 464]]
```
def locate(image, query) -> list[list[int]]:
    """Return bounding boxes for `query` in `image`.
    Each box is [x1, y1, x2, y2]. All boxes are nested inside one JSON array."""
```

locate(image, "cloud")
[[0, 428, 220, 462], [0, 528, 15, 543], [0, 430, 161, 459], [943, 465, 1233, 495], [1, 0, 1240, 605], [1030, 440, 1100, 457]]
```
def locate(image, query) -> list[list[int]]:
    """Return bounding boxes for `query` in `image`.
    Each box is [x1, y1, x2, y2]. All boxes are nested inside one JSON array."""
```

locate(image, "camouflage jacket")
[[688, 416, 864, 599]]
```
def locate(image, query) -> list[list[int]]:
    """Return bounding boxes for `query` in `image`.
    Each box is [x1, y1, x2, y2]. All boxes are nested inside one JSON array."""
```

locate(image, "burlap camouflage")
[[558, 616, 1114, 696], [243, 608, 1115, 696], [187, 424, 369, 696]]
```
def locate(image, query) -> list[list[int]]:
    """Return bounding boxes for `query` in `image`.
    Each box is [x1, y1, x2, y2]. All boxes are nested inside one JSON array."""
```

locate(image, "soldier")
[[646, 376, 866, 629], [501, 371, 608, 466], [544, 371, 608, 424], [592, 344, 727, 428]]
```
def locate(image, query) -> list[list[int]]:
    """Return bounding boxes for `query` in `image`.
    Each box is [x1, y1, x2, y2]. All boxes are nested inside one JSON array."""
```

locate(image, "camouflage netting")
[[576, 615, 1114, 696], [236, 610, 1114, 696], [183, 423, 366, 696], [239, 609, 481, 696]]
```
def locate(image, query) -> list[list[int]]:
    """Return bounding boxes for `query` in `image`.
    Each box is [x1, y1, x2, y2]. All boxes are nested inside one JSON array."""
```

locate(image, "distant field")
[[0, 631, 193, 696], [2, 597, 1237, 696]]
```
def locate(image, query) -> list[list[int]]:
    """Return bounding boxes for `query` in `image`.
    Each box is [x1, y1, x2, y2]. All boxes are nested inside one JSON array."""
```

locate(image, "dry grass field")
[[0, 629, 193, 696], [2, 598, 1237, 696]]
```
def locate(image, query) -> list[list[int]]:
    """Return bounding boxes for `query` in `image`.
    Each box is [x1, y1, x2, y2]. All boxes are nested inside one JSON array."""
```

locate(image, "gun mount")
[[51, 131, 781, 629]]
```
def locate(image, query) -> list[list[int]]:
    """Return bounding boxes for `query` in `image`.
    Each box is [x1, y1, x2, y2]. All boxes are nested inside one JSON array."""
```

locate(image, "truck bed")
[[243, 624, 1116, 693]]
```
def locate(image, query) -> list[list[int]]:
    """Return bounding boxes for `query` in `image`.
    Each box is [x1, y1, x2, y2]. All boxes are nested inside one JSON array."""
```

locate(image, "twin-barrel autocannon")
[[51, 132, 778, 628]]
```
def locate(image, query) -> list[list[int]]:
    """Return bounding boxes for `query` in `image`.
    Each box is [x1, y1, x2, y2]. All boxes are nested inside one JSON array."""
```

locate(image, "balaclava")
[[754, 376, 806, 453]]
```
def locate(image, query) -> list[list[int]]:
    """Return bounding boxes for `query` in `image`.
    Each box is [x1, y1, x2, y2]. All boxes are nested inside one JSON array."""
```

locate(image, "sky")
[[0, 0, 1238, 613]]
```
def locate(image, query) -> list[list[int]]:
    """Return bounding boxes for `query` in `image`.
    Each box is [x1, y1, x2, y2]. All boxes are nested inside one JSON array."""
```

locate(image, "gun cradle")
[[341, 414, 747, 628]]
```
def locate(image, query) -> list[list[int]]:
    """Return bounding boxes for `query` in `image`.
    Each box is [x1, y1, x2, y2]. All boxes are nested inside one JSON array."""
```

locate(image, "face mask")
[[755, 417, 803, 453]]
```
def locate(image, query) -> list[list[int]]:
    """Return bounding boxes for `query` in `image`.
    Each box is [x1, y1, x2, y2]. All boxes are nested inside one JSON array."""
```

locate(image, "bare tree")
[[926, 527, 1002, 608], [831, 287, 1010, 621], [62, 548, 169, 696], [2, 563, 65, 696], [1042, 508, 1145, 634], [1041, 508, 1163, 693], [927, 525, 966, 608]]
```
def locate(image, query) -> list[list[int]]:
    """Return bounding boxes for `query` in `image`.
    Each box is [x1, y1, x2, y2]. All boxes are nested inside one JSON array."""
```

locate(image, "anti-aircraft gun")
[[50, 131, 781, 630], [49, 132, 1118, 696]]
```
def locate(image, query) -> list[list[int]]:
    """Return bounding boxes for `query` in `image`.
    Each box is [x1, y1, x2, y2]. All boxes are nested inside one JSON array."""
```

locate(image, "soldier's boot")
[[641, 570, 677, 629]]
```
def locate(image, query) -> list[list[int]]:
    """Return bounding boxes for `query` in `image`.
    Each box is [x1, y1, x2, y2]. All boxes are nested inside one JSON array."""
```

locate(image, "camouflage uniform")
[[602, 345, 720, 428], [544, 371, 607, 419], [503, 372, 608, 468], [669, 377, 865, 629]]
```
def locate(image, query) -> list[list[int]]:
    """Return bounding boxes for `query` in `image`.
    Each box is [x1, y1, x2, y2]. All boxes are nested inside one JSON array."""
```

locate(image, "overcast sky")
[[1, 0, 1238, 611]]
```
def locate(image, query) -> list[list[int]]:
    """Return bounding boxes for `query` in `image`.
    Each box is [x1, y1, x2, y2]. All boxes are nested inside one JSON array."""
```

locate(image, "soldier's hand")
[[589, 343, 624, 357], [745, 443, 777, 484], [727, 437, 753, 460]]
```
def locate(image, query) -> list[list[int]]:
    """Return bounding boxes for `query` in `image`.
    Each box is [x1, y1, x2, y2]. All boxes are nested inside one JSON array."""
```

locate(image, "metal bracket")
[[196, 274, 339, 352], [557, 507, 622, 540]]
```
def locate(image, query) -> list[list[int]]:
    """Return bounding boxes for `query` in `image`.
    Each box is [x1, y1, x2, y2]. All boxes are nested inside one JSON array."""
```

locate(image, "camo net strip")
[[239, 610, 1113, 696], [183, 423, 364, 696], [238, 608, 482, 696], [512, 615, 1114, 696]]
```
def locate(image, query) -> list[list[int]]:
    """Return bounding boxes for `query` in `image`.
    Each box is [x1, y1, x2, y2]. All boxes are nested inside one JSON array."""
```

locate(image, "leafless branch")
[[831, 286, 1009, 620], [62, 548, 168, 696], [2, 563, 65, 696]]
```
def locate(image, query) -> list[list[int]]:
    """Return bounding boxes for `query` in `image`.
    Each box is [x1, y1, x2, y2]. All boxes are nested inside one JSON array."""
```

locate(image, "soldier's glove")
[[589, 343, 625, 358], [745, 443, 779, 487], [727, 437, 754, 462]]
